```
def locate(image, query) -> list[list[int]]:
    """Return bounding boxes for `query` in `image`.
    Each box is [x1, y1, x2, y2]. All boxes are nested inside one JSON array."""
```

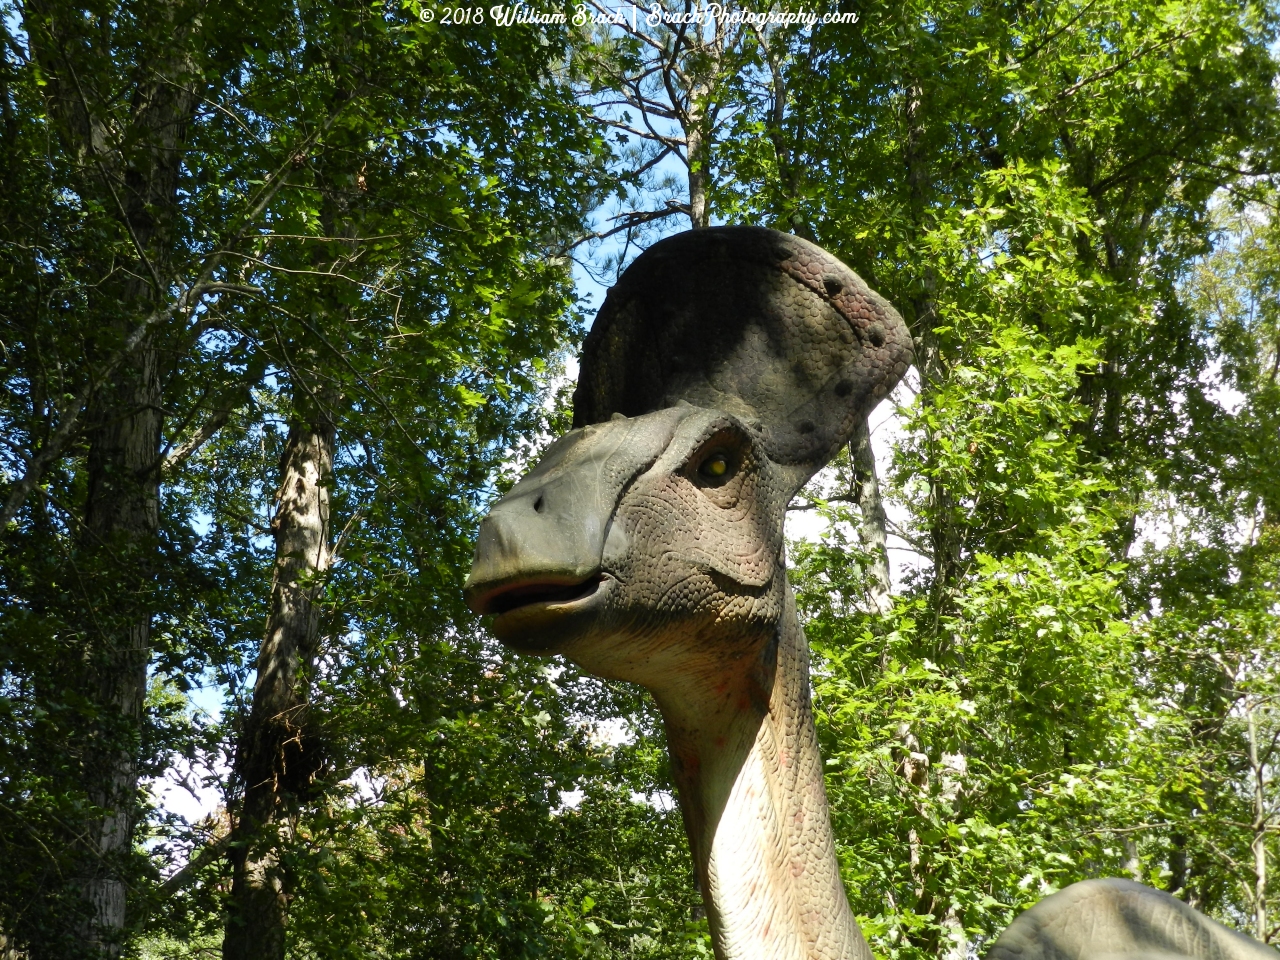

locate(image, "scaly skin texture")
[[464, 227, 1276, 960]]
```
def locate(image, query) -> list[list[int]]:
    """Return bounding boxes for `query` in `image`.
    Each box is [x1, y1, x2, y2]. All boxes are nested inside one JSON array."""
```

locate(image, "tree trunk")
[[21, 1, 204, 953], [682, 30, 720, 231], [224, 410, 334, 960], [1248, 703, 1269, 942], [223, 36, 357, 947], [687, 117, 711, 230], [74, 345, 163, 957], [902, 75, 960, 617], [1125, 838, 1142, 882], [850, 417, 893, 615]]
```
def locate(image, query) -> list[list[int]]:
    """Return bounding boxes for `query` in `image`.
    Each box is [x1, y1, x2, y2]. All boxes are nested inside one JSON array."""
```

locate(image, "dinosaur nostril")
[[533, 494, 545, 513], [823, 277, 843, 296], [868, 323, 885, 347], [797, 419, 815, 434], [834, 379, 854, 398]]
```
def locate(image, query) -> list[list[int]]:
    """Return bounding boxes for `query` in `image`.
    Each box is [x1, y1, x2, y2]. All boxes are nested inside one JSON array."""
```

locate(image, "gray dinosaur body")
[[989, 879, 1276, 960], [463, 227, 1274, 960]]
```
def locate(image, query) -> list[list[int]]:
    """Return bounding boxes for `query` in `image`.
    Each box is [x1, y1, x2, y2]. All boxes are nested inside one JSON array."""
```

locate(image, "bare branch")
[[157, 833, 233, 901], [563, 202, 689, 251], [332, 505, 368, 560], [600, 119, 686, 148], [162, 404, 238, 474]]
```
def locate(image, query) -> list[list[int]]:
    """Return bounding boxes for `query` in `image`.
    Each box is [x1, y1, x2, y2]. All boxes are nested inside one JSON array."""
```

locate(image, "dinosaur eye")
[[688, 428, 748, 491], [699, 451, 732, 480]]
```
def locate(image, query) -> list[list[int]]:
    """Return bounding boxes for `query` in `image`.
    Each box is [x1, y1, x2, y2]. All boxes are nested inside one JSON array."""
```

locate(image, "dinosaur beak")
[[464, 408, 686, 647]]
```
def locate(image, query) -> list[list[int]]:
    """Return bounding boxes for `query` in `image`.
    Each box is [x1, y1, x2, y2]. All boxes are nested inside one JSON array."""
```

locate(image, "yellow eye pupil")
[[704, 456, 728, 477]]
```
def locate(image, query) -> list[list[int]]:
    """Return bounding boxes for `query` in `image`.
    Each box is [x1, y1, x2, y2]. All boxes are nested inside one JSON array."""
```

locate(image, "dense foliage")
[[1, 0, 1278, 958]]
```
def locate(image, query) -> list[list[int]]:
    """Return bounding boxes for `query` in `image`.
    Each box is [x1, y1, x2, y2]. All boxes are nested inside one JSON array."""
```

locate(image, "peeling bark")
[[1125, 839, 1142, 882], [223, 411, 334, 960], [850, 417, 893, 616]]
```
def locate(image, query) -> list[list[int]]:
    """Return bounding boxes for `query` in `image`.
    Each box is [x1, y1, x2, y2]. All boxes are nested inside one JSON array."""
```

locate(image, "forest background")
[[1, 0, 1279, 957]]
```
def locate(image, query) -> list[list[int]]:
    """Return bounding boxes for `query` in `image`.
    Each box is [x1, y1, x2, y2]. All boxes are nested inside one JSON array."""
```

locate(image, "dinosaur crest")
[[573, 226, 913, 492]]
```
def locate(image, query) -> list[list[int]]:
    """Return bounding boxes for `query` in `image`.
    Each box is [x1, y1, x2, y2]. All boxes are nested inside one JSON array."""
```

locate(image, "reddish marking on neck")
[[674, 744, 702, 777]]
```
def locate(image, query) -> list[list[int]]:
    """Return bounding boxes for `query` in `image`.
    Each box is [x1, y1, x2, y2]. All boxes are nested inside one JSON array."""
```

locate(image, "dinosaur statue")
[[463, 226, 1275, 960]]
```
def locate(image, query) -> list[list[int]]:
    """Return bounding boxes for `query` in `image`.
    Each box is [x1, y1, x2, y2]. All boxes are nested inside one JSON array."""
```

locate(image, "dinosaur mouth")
[[479, 575, 606, 617]]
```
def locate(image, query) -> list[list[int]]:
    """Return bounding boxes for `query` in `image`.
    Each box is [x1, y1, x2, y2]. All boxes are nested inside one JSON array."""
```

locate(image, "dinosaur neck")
[[653, 587, 872, 960]]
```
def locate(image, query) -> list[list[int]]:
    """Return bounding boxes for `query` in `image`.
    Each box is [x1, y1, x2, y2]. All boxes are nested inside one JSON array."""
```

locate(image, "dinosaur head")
[[464, 226, 912, 691]]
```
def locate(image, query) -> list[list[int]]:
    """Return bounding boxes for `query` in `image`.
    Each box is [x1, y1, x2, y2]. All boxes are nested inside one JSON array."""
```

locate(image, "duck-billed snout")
[[463, 408, 687, 622]]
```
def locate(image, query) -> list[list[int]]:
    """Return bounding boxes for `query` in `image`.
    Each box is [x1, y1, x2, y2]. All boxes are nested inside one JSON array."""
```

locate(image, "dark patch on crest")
[[573, 226, 913, 489]]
